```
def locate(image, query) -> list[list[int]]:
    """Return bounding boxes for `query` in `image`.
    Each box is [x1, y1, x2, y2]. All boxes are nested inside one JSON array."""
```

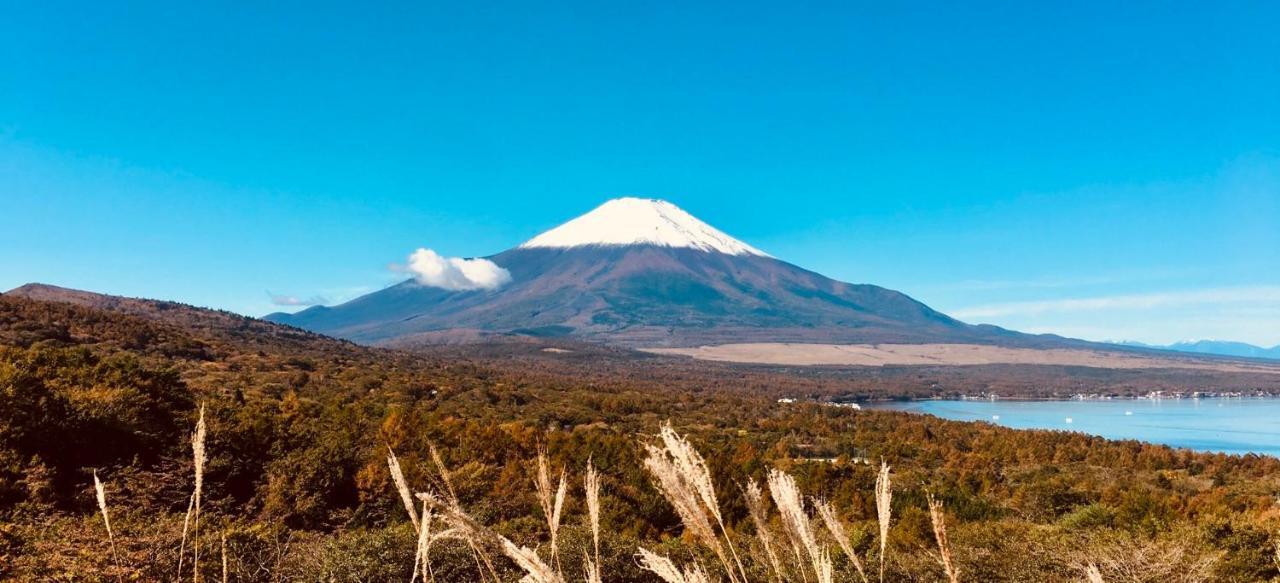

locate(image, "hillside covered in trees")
[[3, 289, 1280, 581]]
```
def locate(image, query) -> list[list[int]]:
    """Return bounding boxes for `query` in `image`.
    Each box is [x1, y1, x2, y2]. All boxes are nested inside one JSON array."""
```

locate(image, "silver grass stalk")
[[927, 493, 960, 583], [767, 468, 823, 582], [535, 451, 566, 572], [420, 450, 491, 582], [501, 538, 566, 583], [642, 441, 735, 581], [874, 461, 891, 583], [428, 443, 459, 506], [412, 500, 431, 583], [815, 548, 834, 583], [815, 498, 868, 583], [192, 404, 207, 583], [434, 497, 559, 583], [744, 479, 784, 582], [658, 424, 720, 524], [93, 470, 121, 570], [417, 487, 501, 581], [421, 510, 450, 583], [422, 506, 437, 583], [657, 424, 748, 582], [415, 494, 464, 583], [585, 459, 602, 583], [682, 562, 713, 583], [791, 539, 811, 583], [636, 548, 686, 583], [220, 534, 228, 583], [553, 468, 567, 571], [422, 448, 492, 581], [635, 547, 710, 583], [177, 491, 195, 581], [1085, 563, 1104, 583], [387, 446, 421, 532], [584, 556, 602, 583]]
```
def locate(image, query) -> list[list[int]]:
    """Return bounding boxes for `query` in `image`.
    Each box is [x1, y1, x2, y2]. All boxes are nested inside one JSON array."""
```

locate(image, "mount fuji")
[[267, 198, 1039, 348]]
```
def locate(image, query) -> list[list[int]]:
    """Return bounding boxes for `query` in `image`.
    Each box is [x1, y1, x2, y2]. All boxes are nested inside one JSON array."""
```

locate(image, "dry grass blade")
[[1075, 530, 1218, 582], [927, 492, 960, 583], [501, 538, 566, 583], [874, 460, 892, 583], [221, 534, 228, 583], [430, 495, 559, 583], [417, 485, 503, 582], [789, 540, 810, 583], [1085, 563, 1104, 583], [767, 468, 823, 582], [536, 451, 553, 520], [682, 562, 713, 583], [658, 423, 748, 582], [192, 403, 207, 583], [636, 547, 685, 583], [815, 498, 868, 583], [658, 424, 719, 524], [636, 547, 710, 583], [417, 466, 501, 583], [744, 479, 784, 582], [177, 491, 194, 580], [642, 441, 734, 581], [420, 509, 453, 583], [553, 467, 566, 568], [428, 442, 459, 506], [412, 500, 432, 583], [815, 548, 834, 583], [585, 459, 602, 583], [93, 470, 121, 572], [387, 446, 421, 533], [584, 556, 602, 583], [534, 450, 566, 572]]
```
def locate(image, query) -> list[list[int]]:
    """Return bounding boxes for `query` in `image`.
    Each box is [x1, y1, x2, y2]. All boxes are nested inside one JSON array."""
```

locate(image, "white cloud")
[[952, 285, 1280, 319], [267, 291, 328, 307], [402, 248, 511, 291]]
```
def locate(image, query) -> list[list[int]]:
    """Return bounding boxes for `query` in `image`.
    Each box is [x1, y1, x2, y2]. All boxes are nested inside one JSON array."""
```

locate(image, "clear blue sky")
[[3, 1, 1278, 345]]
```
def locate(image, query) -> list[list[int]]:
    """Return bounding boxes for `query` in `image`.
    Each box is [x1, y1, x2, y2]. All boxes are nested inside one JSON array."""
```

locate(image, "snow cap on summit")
[[519, 197, 768, 256]]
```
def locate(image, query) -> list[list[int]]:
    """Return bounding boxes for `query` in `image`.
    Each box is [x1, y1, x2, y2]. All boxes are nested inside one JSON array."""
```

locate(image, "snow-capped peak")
[[519, 197, 769, 256]]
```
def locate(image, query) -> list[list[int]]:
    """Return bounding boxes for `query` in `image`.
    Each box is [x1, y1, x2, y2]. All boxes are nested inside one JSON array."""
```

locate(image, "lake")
[[866, 397, 1280, 457]]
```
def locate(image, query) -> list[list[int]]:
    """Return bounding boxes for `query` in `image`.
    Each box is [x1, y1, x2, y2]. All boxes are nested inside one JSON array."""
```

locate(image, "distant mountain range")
[[1116, 340, 1280, 361], [265, 198, 1068, 348]]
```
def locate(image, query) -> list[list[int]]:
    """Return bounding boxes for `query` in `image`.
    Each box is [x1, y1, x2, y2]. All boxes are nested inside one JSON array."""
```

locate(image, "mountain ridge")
[[1117, 339, 1280, 361], [262, 198, 1104, 348], [13, 282, 1280, 375]]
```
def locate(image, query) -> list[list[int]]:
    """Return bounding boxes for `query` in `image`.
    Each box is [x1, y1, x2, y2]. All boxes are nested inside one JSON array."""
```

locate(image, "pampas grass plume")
[[927, 492, 959, 583], [815, 498, 868, 583], [387, 446, 420, 532], [874, 460, 892, 583], [585, 458, 602, 583], [744, 479, 784, 581]]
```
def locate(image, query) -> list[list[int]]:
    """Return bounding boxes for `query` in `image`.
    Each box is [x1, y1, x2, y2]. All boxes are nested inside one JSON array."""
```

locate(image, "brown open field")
[[649, 342, 1280, 374]]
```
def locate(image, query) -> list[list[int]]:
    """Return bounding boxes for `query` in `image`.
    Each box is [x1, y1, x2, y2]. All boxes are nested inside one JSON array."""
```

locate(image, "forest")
[[3, 292, 1280, 582]]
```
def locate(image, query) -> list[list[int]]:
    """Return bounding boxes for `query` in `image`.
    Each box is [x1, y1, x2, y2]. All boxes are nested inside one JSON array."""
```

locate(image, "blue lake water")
[[866, 397, 1280, 457]]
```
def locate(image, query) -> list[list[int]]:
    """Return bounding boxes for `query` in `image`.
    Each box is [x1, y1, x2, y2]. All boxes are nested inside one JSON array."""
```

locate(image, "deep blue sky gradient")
[[3, 2, 1278, 343]]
